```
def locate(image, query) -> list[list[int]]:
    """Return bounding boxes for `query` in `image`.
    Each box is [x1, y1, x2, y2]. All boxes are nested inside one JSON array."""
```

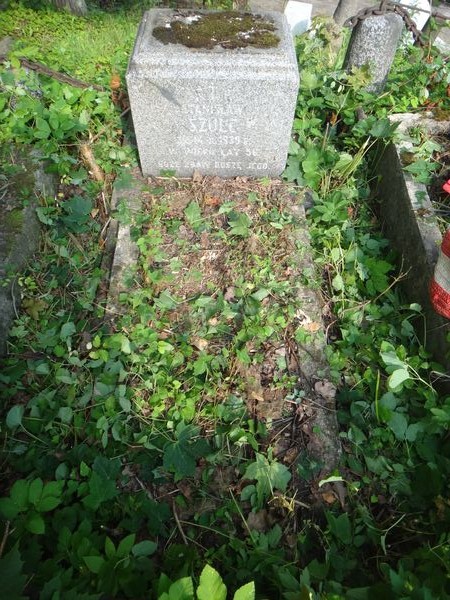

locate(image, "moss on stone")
[[4, 209, 24, 231], [153, 11, 279, 50]]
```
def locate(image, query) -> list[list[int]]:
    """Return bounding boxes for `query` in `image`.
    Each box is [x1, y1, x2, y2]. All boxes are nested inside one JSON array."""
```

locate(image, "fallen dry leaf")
[[247, 509, 271, 532], [192, 169, 202, 182], [204, 196, 221, 206], [303, 321, 321, 333], [321, 490, 337, 504], [192, 337, 208, 351], [224, 286, 235, 301]]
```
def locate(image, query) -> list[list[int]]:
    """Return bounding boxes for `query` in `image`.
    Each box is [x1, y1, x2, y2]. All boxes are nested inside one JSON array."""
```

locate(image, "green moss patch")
[[153, 11, 280, 50]]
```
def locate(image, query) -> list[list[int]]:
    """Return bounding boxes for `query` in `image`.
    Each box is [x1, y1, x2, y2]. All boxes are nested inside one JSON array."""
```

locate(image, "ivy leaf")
[[368, 118, 396, 139], [163, 443, 197, 480], [184, 201, 202, 227], [244, 453, 291, 507], [83, 457, 120, 510], [228, 212, 252, 237], [197, 565, 227, 600], [283, 157, 303, 184]]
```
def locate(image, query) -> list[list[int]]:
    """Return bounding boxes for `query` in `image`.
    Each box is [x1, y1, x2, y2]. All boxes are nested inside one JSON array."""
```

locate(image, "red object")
[[430, 229, 450, 319], [443, 180, 450, 194]]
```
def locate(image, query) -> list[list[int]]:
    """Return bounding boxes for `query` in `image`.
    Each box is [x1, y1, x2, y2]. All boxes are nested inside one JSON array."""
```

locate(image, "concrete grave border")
[[373, 112, 450, 369]]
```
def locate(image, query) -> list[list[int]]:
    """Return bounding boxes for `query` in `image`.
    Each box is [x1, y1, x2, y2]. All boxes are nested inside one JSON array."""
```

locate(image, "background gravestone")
[[126, 9, 299, 178], [343, 13, 404, 92]]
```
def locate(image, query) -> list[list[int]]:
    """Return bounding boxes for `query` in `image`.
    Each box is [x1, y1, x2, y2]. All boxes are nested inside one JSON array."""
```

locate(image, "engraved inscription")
[[159, 85, 270, 172]]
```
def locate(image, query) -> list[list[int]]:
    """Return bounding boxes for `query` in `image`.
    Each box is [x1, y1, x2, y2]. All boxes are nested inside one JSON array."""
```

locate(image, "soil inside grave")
[[119, 174, 342, 517]]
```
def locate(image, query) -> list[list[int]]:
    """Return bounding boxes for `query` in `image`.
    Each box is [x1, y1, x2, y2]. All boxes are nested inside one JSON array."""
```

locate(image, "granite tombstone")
[[126, 9, 299, 178]]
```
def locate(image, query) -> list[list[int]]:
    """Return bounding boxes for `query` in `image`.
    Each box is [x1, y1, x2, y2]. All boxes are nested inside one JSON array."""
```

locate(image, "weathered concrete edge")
[[373, 113, 450, 369], [104, 169, 145, 321], [289, 198, 342, 476], [0, 152, 56, 356]]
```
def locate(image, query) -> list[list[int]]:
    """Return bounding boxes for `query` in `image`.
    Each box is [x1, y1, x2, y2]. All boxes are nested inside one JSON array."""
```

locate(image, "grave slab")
[[126, 9, 299, 178]]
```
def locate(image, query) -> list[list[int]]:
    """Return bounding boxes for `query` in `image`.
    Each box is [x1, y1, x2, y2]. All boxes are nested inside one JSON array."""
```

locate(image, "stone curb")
[[374, 113, 450, 369]]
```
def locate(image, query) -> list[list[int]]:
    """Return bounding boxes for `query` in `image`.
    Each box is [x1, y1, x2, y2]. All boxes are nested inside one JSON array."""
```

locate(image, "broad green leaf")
[[92, 456, 121, 479], [60, 321, 76, 341], [0, 544, 27, 599], [28, 478, 43, 506], [34, 117, 51, 139], [244, 453, 291, 504], [26, 513, 45, 534], [105, 537, 116, 559], [326, 512, 352, 545], [197, 565, 226, 600], [83, 472, 118, 510], [6, 405, 24, 429], [0, 498, 19, 520], [157, 573, 173, 596], [184, 201, 202, 227], [283, 157, 303, 184], [228, 212, 252, 237], [168, 577, 194, 600], [83, 556, 105, 574], [332, 274, 344, 292], [117, 533, 136, 558], [132, 540, 157, 557], [58, 406, 73, 423], [388, 413, 408, 440], [369, 118, 395, 138], [163, 442, 196, 479], [388, 369, 410, 390], [10, 480, 28, 511], [155, 291, 178, 310], [37, 495, 61, 512], [233, 581, 255, 600]]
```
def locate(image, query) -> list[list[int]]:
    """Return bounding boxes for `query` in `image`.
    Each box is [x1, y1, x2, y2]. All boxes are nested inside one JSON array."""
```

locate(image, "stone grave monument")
[[126, 9, 299, 178]]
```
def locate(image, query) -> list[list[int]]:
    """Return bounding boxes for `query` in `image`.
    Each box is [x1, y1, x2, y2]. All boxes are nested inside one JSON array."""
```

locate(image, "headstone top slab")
[[127, 9, 299, 178], [129, 9, 297, 71]]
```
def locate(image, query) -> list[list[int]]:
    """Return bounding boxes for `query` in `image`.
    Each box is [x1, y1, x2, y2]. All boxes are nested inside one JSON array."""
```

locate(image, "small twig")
[[11, 278, 19, 319], [172, 501, 188, 545], [0, 54, 105, 91], [0, 521, 10, 558], [134, 476, 153, 499]]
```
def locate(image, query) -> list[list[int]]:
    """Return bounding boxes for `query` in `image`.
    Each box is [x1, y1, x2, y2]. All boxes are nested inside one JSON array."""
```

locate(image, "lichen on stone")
[[152, 11, 279, 50]]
